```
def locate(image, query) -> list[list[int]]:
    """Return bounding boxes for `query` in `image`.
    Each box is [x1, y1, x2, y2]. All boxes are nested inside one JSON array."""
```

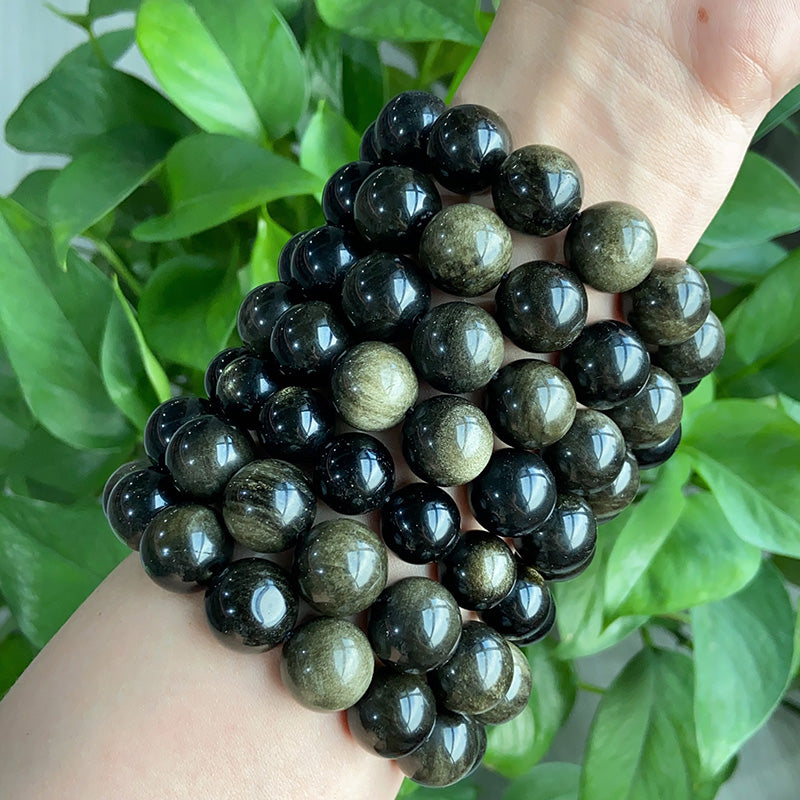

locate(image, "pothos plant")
[[1, 2, 800, 798]]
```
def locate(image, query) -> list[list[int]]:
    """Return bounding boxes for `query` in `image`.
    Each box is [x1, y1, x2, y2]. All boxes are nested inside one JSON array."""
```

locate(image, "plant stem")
[[640, 627, 655, 649], [578, 681, 605, 695], [90, 238, 143, 298]]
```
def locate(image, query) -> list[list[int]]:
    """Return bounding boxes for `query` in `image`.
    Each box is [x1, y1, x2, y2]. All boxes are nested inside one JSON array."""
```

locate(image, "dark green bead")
[[402, 395, 494, 487], [331, 341, 418, 431], [222, 459, 316, 552], [289, 225, 363, 299], [474, 642, 532, 725], [204, 346, 247, 399], [204, 557, 298, 651], [236, 281, 296, 354], [654, 311, 726, 384], [359, 121, 381, 165], [346, 669, 436, 758], [139, 504, 232, 592], [606, 367, 683, 448], [430, 620, 513, 715], [215, 353, 281, 428], [367, 576, 462, 672], [624, 258, 710, 345], [495, 261, 588, 352], [278, 231, 307, 284], [144, 395, 210, 465], [679, 380, 701, 396], [410, 302, 504, 393], [564, 201, 657, 292], [322, 161, 375, 230], [438, 531, 516, 610], [581, 451, 640, 522], [485, 359, 577, 449], [294, 519, 388, 616], [280, 617, 374, 712], [467, 724, 488, 778], [419, 204, 511, 296], [375, 90, 445, 169], [102, 459, 148, 516], [632, 424, 682, 470]]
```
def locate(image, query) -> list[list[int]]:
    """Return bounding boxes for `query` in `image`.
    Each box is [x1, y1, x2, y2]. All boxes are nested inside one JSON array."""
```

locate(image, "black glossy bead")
[[314, 433, 395, 515], [106, 467, 179, 550], [277, 231, 307, 285], [102, 459, 149, 515], [347, 669, 436, 759], [495, 261, 588, 352], [381, 483, 461, 564], [410, 302, 504, 393], [139, 504, 232, 592], [205, 557, 298, 651], [204, 346, 248, 400], [582, 451, 640, 522], [164, 414, 256, 500], [359, 121, 381, 165], [492, 145, 583, 236], [438, 531, 516, 610], [143, 395, 210, 465], [375, 90, 446, 169], [367, 576, 462, 672], [215, 354, 281, 428], [679, 380, 701, 396], [632, 424, 682, 470], [481, 563, 555, 644], [353, 166, 442, 252], [257, 386, 335, 460], [289, 225, 362, 298], [425, 103, 512, 194], [340, 252, 430, 340], [473, 642, 532, 725], [223, 459, 316, 552], [236, 281, 296, 354], [545, 409, 627, 493], [624, 258, 711, 345], [560, 320, 651, 410], [515, 493, 597, 581], [654, 311, 726, 385], [469, 449, 557, 537], [322, 161, 375, 230], [269, 301, 350, 381]]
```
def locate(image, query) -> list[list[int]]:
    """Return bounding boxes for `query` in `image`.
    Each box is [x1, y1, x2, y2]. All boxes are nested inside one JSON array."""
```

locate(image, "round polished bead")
[[353, 166, 442, 252], [359, 121, 381, 164], [495, 261, 588, 352], [438, 531, 516, 611], [632, 424, 682, 470], [418, 204, 512, 296], [331, 341, 418, 431], [583, 451, 640, 522], [223, 459, 315, 552], [492, 145, 583, 236], [564, 201, 657, 293], [314, 433, 395, 514], [375, 90, 446, 168], [560, 320, 651, 410], [654, 311, 726, 385], [204, 557, 298, 651], [281, 617, 374, 712], [486, 359, 577, 449], [606, 367, 683, 448], [277, 231, 307, 285], [215, 353, 281, 428], [340, 252, 430, 340], [426, 103, 512, 194], [204, 346, 248, 400], [257, 386, 335, 460], [140, 504, 232, 592], [322, 161, 375, 229], [237, 281, 296, 354], [624, 258, 711, 345], [381, 483, 460, 564], [269, 301, 350, 381], [144, 395, 210, 465], [347, 669, 436, 759], [481, 563, 554, 644], [165, 414, 256, 500], [474, 642, 532, 725], [545, 409, 627, 493], [679, 380, 701, 396], [397, 710, 484, 788], [410, 302, 504, 393], [470, 449, 557, 537], [102, 459, 149, 515], [289, 225, 362, 298], [515, 493, 597, 580], [367, 577, 462, 672], [294, 519, 387, 616], [402, 395, 494, 487]]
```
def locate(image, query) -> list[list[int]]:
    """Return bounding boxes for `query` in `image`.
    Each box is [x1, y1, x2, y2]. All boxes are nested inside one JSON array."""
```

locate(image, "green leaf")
[[0, 200, 132, 449], [692, 561, 795, 777], [9, 169, 59, 221], [682, 400, 800, 556], [137, 0, 307, 142], [0, 632, 37, 699], [132, 134, 321, 241], [397, 778, 419, 797], [47, 125, 174, 265], [316, 0, 483, 45], [341, 37, 384, 132], [754, 83, 800, 141], [249, 212, 291, 287], [300, 101, 361, 186], [505, 763, 579, 800], [691, 240, 786, 285], [701, 152, 800, 247], [406, 782, 478, 800], [0, 495, 128, 648], [773, 554, 800, 586], [484, 638, 577, 778], [0, 351, 36, 478], [89, 0, 139, 17]]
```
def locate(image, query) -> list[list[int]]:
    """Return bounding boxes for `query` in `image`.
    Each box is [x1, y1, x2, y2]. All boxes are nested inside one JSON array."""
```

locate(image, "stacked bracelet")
[[103, 90, 725, 788]]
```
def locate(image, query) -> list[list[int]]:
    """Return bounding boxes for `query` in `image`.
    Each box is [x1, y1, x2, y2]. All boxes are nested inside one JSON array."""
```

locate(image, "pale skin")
[[1, 1, 799, 797]]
